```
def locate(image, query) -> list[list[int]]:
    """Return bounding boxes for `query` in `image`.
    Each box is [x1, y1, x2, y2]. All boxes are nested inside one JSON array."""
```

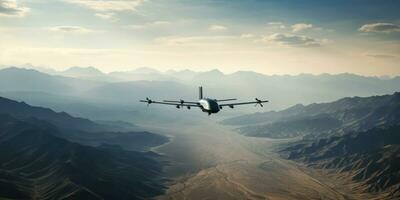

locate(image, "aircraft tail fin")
[[199, 86, 203, 99]]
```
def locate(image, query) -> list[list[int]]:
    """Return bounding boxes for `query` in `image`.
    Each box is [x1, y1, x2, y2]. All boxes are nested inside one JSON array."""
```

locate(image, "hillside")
[[224, 92, 400, 139], [280, 126, 400, 198], [0, 96, 169, 151], [224, 92, 400, 199], [0, 114, 165, 200], [237, 114, 342, 138], [0, 96, 100, 131]]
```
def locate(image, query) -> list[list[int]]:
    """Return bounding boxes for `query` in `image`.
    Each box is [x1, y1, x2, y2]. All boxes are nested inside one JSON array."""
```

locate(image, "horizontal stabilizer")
[[216, 98, 237, 102]]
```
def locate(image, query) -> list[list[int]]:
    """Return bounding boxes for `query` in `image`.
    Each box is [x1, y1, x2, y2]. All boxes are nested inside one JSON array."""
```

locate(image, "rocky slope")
[[0, 114, 166, 200], [225, 92, 400, 199], [281, 126, 400, 199]]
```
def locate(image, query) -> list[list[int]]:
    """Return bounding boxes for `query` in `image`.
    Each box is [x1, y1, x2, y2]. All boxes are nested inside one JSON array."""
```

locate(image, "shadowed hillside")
[[0, 114, 166, 200], [0, 96, 100, 132], [0, 96, 169, 151]]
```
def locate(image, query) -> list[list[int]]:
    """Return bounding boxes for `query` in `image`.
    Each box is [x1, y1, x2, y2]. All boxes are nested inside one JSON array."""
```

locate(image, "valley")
[[141, 120, 368, 200]]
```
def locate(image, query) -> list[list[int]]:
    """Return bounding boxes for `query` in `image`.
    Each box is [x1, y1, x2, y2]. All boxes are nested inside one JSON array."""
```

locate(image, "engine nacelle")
[[176, 105, 180, 109], [229, 105, 234, 109]]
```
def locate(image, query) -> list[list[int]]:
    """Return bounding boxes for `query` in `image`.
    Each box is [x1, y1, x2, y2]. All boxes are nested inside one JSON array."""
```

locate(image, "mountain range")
[[224, 92, 400, 198], [224, 92, 400, 139], [1, 66, 400, 116]]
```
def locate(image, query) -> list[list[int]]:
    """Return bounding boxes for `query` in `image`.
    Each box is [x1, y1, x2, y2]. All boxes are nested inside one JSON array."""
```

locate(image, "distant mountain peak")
[[206, 69, 224, 74], [0, 67, 45, 75], [63, 66, 104, 76], [196, 69, 224, 77], [131, 67, 160, 74]]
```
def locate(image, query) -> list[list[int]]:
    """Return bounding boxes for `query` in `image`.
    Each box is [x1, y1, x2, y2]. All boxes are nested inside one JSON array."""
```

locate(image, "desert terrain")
[[141, 119, 369, 200]]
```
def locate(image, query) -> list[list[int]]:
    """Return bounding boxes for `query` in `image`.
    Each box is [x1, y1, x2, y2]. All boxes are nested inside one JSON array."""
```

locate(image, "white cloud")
[[64, 0, 144, 12], [124, 24, 145, 30], [359, 23, 400, 33], [291, 23, 313, 32], [240, 33, 255, 38], [263, 33, 321, 47], [0, 0, 29, 17], [155, 35, 235, 46], [152, 21, 170, 25], [48, 26, 94, 34], [124, 21, 170, 30], [268, 22, 286, 29], [365, 54, 397, 59], [268, 22, 283, 25], [209, 25, 227, 31], [95, 12, 117, 21]]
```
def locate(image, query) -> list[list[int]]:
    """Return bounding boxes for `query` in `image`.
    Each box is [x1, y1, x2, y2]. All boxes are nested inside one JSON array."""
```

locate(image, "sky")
[[0, 0, 399, 76]]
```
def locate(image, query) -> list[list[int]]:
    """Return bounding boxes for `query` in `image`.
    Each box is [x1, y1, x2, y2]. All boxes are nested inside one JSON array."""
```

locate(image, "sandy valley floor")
[[142, 119, 369, 200]]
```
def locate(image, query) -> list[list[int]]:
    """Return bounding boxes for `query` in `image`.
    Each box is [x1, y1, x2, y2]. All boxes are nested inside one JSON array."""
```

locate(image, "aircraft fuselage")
[[198, 98, 220, 114]]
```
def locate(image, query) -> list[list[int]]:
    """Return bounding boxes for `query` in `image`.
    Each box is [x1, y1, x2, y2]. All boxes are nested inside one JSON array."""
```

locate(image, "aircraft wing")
[[163, 100, 199, 104], [219, 99, 268, 107], [140, 99, 200, 107]]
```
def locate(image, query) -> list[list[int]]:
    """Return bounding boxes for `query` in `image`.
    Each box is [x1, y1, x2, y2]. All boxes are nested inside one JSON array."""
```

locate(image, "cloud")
[[95, 12, 117, 21], [65, 0, 144, 12], [240, 33, 255, 38], [0, 0, 29, 17], [263, 33, 321, 47], [209, 25, 227, 31], [268, 22, 283, 25], [48, 26, 93, 34], [152, 21, 170, 25], [125, 24, 145, 30], [124, 21, 170, 30], [366, 54, 397, 59], [268, 22, 286, 29], [291, 23, 313, 32], [359, 23, 400, 33], [155, 35, 235, 46]]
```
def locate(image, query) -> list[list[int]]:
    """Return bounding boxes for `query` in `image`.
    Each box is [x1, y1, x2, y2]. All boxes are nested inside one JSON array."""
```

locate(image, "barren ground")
[[142, 119, 368, 200]]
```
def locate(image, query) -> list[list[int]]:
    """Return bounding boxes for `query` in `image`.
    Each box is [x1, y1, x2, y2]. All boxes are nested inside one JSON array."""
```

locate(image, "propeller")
[[255, 98, 264, 107], [146, 97, 153, 106]]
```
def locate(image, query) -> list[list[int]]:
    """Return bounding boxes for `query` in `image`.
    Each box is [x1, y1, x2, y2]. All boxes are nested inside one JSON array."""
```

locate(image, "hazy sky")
[[0, 0, 399, 76]]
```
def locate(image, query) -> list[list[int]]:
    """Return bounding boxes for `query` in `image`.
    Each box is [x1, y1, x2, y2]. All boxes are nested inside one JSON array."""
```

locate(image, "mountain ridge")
[[223, 92, 400, 139], [0, 114, 166, 200], [280, 125, 400, 198], [0, 96, 169, 151]]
